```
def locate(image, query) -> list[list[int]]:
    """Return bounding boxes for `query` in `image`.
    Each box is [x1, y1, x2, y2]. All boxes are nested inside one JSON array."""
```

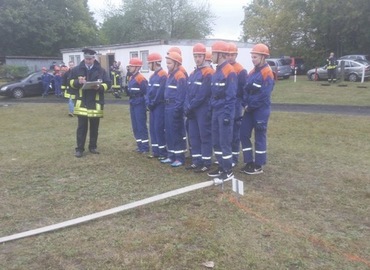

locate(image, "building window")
[[130, 51, 138, 58], [140, 50, 149, 72], [69, 55, 81, 64]]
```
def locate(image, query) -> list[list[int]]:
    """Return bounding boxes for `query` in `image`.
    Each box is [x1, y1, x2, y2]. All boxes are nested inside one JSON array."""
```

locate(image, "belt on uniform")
[[164, 99, 176, 104]]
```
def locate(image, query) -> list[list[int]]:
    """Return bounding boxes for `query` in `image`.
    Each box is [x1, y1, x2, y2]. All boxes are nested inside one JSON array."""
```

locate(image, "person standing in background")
[[326, 52, 338, 83], [61, 61, 75, 117], [41, 67, 53, 97]]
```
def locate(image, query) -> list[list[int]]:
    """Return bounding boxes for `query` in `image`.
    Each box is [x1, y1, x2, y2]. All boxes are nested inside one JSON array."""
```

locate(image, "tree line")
[[0, 0, 369, 67]]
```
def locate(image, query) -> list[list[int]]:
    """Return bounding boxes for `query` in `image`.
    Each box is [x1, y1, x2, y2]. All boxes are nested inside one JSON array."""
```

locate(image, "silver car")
[[307, 59, 370, 82], [266, 58, 291, 79]]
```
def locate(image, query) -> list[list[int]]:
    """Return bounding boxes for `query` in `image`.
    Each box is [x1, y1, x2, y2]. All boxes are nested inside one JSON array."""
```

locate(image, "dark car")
[[306, 59, 370, 82], [266, 58, 291, 79], [0, 71, 54, 98]]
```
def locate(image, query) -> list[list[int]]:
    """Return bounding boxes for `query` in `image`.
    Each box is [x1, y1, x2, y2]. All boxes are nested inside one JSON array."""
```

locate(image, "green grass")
[[272, 76, 370, 105], [0, 100, 369, 269]]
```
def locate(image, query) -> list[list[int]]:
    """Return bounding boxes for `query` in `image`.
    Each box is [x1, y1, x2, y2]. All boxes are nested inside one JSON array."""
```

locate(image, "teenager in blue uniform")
[[127, 58, 149, 153], [160, 52, 187, 167], [240, 43, 274, 174], [207, 41, 237, 181], [184, 43, 214, 173], [146, 52, 167, 159], [227, 42, 248, 167]]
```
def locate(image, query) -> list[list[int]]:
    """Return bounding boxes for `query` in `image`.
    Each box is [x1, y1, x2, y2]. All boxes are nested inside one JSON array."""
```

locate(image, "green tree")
[[0, 0, 99, 56], [99, 0, 214, 44], [242, 0, 370, 67]]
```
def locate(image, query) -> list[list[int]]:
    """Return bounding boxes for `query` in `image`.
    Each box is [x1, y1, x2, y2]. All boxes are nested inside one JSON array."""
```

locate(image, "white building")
[[60, 39, 254, 80]]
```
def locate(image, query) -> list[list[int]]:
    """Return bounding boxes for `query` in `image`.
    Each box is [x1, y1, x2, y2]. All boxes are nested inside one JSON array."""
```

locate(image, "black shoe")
[[157, 156, 167, 160], [75, 150, 83, 158], [219, 170, 234, 181], [207, 167, 222, 177], [185, 164, 198, 170], [240, 162, 254, 173], [194, 166, 210, 173], [89, 149, 100, 154], [244, 163, 263, 175]]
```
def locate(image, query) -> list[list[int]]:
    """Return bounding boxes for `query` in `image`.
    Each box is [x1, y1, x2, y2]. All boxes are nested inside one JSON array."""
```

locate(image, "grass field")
[[0, 78, 370, 269]]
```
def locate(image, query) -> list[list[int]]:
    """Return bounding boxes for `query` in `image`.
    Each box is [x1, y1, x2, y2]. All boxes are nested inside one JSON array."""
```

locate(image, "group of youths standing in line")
[[63, 41, 275, 182]]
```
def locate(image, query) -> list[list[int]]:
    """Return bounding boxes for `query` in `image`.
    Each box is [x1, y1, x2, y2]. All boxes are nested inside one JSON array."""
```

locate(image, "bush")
[[0, 65, 30, 80]]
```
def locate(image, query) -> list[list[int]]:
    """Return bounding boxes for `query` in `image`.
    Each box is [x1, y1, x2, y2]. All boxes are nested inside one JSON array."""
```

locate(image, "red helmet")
[[147, 53, 162, 63], [205, 50, 212, 61], [211, 41, 229, 54], [166, 52, 182, 65], [167, 46, 182, 56], [228, 42, 238, 54], [193, 43, 206, 55], [250, 43, 270, 56], [129, 58, 143, 67]]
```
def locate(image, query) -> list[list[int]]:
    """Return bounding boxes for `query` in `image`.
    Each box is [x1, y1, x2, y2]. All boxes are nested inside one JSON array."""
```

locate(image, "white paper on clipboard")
[[81, 81, 102, 90]]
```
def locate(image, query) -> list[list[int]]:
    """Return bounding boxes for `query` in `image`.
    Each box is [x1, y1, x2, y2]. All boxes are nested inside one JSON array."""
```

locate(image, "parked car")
[[290, 57, 305, 75], [307, 59, 370, 82], [0, 71, 54, 98], [266, 58, 291, 79], [338, 54, 370, 61]]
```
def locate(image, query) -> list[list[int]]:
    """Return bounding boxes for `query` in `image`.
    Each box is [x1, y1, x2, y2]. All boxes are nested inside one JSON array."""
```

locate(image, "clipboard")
[[81, 81, 102, 90]]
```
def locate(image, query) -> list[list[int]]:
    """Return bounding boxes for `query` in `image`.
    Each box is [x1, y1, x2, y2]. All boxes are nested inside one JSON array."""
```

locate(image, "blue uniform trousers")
[[232, 99, 243, 165], [165, 107, 186, 163], [212, 108, 234, 172], [130, 99, 149, 152], [149, 103, 167, 157], [240, 106, 270, 166], [188, 104, 212, 167]]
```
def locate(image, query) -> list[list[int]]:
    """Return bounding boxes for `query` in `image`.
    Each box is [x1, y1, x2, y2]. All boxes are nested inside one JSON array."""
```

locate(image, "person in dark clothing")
[[326, 52, 338, 83], [69, 48, 111, 158]]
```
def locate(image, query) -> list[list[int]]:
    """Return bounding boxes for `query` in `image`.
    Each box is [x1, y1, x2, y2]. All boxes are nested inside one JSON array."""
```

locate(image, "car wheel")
[[309, 73, 318, 81], [348, 73, 358, 82], [12, 88, 25, 98]]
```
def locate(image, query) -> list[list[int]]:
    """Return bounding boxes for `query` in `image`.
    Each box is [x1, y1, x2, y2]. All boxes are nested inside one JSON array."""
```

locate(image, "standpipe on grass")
[[0, 178, 230, 244]]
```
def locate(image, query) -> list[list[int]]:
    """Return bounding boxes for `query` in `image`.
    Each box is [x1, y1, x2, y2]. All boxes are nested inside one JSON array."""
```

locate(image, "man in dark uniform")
[[69, 48, 111, 157]]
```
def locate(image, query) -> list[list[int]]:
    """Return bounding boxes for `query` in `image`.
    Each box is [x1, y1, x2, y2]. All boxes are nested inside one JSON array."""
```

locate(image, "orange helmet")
[[167, 46, 182, 56], [211, 41, 229, 54], [129, 58, 143, 67], [147, 53, 162, 63], [205, 50, 212, 61], [193, 43, 206, 55], [228, 42, 238, 54], [166, 51, 182, 65], [250, 43, 270, 56]]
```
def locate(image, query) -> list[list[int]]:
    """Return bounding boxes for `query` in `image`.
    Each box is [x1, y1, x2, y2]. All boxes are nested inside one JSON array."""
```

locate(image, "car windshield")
[[20, 72, 40, 82]]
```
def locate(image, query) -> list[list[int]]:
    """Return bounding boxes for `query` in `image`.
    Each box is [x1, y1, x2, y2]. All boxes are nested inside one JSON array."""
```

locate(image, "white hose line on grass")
[[0, 178, 229, 244]]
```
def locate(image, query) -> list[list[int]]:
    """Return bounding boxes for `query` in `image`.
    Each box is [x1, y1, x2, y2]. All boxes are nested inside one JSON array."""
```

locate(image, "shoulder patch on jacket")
[[261, 66, 274, 80], [222, 63, 235, 77]]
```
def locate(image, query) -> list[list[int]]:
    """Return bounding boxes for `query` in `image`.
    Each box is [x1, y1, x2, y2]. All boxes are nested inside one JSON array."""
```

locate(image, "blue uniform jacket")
[[185, 66, 214, 114], [146, 68, 167, 109], [127, 72, 148, 105], [210, 61, 237, 119], [164, 68, 187, 113], [242, 63, 274, 110]]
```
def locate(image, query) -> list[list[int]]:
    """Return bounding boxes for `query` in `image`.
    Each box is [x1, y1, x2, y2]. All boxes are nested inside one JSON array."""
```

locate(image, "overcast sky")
[[87, 0, 249, 41]]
